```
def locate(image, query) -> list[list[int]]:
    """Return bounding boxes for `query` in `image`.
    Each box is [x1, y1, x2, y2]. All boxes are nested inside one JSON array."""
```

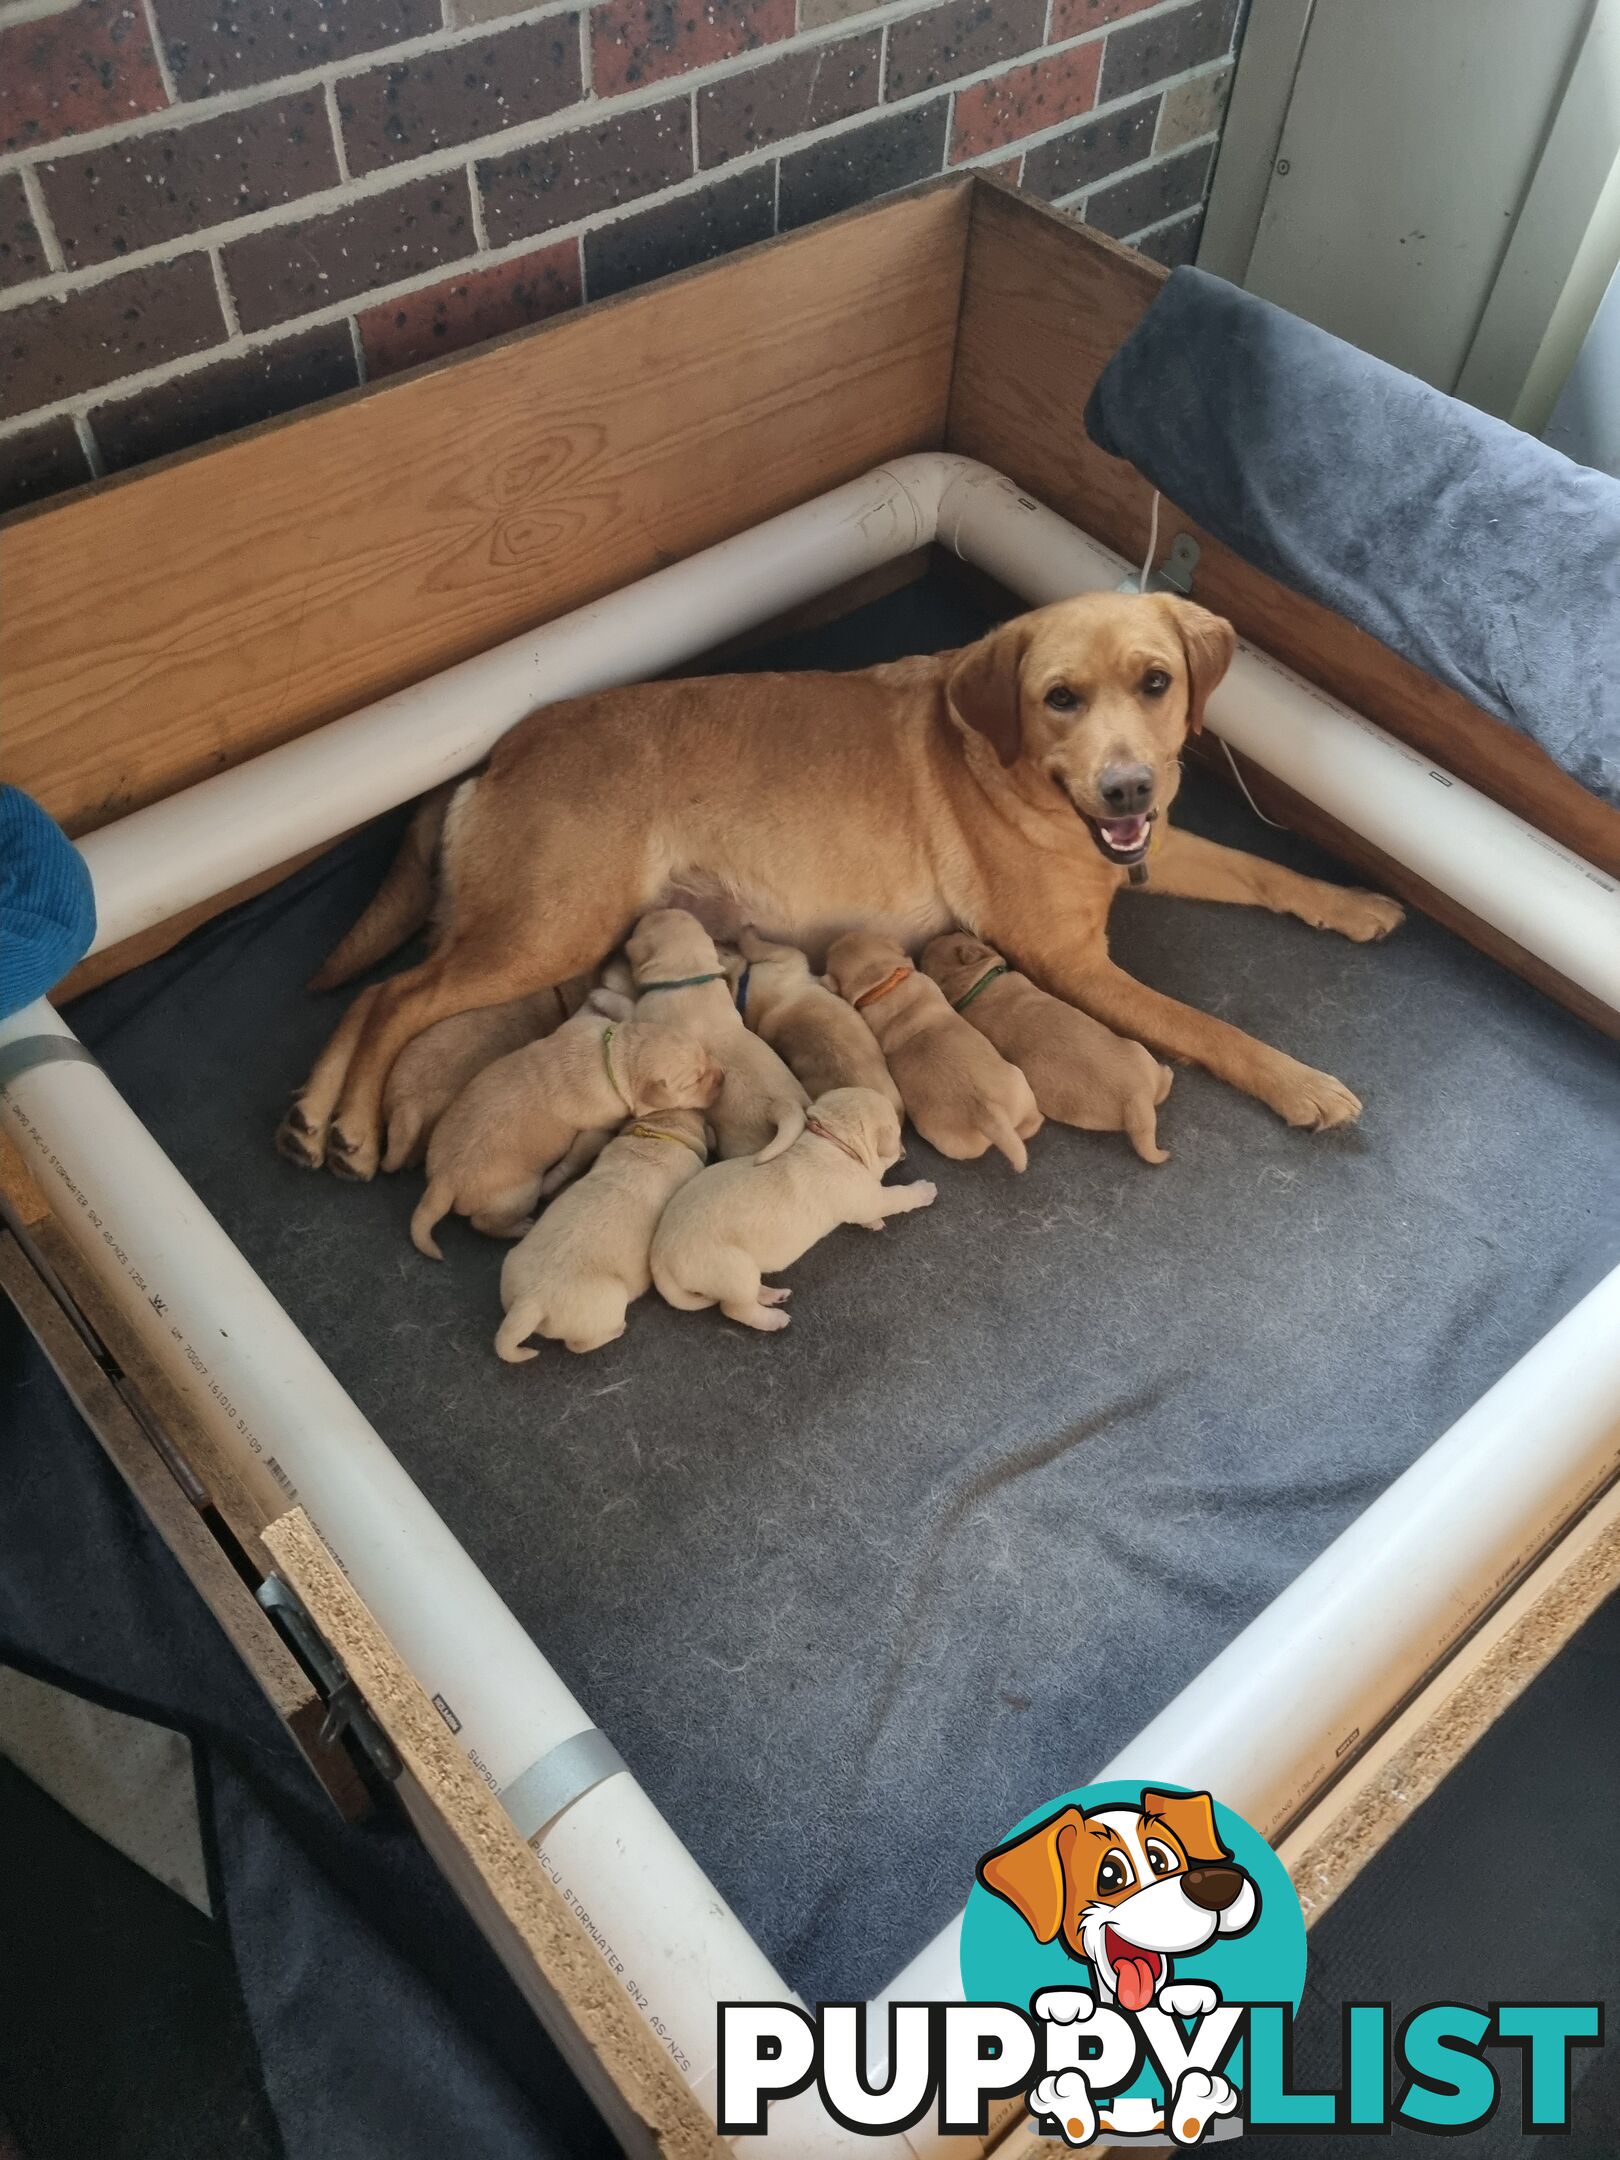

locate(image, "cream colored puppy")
[[626, 909, 807, 1161], [381, 980, 591, 1172], [496, 1109, 711, 1360], [651, 1087, 934, 1331], [411, 1008, 722, 1257], [726, 928, 905, 1117], [826, 930, 1043, 1171], [922, 932, 1174, 1164]]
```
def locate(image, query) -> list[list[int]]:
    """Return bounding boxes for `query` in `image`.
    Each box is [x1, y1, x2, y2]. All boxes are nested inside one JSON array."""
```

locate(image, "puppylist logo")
[[717, 1781, 1603, 2146]]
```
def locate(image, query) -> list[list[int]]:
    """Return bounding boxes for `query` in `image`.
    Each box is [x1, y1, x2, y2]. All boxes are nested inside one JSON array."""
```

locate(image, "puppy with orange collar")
[[825, 930, 1042, 1171]]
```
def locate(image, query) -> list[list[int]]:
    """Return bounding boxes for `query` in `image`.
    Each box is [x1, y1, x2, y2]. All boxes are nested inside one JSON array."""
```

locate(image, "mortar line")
[[17, 165, 66, 275], [136, 0, 182, 106]]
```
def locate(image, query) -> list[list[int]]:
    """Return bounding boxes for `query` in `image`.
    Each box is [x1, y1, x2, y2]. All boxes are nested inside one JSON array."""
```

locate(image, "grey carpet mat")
[[69, 581, 1620, 2006]]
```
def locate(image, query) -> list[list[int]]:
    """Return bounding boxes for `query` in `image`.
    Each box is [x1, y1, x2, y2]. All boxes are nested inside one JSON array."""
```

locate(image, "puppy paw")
[[1168, 2067, 1238, 2146], [863, 1219, 887, 1231], [1158, 1981, 1220, 2019], [1265, 1060, 1362, 1132], [326, 1124, 380, 1180], [275, 1108, 326, 1169], [758, 1285, 792, 1306], [1306, 887, 1405, 942], [1032, 1989, 1097, 2027], [1030, 2070, 1096, 2148]]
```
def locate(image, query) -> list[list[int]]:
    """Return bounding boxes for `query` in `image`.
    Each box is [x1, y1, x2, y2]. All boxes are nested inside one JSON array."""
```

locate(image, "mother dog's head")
[[945, 592, 1236, 869]]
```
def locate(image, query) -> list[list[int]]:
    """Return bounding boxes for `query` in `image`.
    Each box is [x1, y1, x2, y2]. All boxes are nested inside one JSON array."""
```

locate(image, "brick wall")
[[0, 0, 1246, 514]]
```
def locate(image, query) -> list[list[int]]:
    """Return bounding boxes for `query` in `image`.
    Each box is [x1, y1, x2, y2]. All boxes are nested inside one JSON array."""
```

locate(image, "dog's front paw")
[[1264, 1058, 1363, 1132], [275, 1096, 327, 1169], [1309, 887, 1405, 942], [1030, 2070, 1096, 2148], [1032, 1988, 1097, 2027], [1158, 1981, 1220, 2020], [326, 1122, 381, 1181], [1168, 2067, 1238, 2147]]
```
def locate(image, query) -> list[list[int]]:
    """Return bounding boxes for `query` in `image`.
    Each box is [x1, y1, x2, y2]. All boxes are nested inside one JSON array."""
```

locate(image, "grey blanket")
[[1084, 265, 1620, 805], [64, 584, 1620, 2008]]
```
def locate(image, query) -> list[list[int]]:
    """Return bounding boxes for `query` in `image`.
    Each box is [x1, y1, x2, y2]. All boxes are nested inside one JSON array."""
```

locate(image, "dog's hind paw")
[[1168, 2068, 1238, 2146], [326, 1124, 380, 1180], [1031, 2070, 1096, 2148], [275, 1105, 326, 1168]]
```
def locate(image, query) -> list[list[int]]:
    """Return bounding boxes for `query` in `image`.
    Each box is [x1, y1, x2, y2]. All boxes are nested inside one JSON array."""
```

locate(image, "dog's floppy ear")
[[947, 624, 1028, 767], [1161, 599, 1235, 736], [976, 1807, 1085, 1944], [1140, 1788, 1229, 1865]]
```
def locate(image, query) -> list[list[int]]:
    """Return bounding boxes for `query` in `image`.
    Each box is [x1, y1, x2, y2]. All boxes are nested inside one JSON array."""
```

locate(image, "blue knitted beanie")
[[0, 787, 97, 1018]]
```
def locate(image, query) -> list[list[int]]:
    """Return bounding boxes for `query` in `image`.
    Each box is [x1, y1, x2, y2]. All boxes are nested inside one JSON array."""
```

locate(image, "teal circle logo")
[[961, 1782, 1306, 2142]]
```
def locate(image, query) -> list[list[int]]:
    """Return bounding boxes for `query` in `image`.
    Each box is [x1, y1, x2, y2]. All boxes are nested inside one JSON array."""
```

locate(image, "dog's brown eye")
[[1044, 685, 1080, 712], [1097, 1851, 1133, 1895], [1142, 668, 1172, 697], [1145, 1839, 1178, 1877]]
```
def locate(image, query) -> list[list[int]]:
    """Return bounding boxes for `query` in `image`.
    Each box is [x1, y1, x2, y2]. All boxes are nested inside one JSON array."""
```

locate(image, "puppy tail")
[[381, 1105, 426, 1174], [652, 1261, 712, 1312], [1125, 1101, 1169, 1166], [410, 1183, 451, 1259], [1154, 1060, 1175, 1107], [308, 783, 453, 991], [495, 1308, 541, 1363], [986, 1110, 1029, 1173], [753, 1102, 806, 1164]]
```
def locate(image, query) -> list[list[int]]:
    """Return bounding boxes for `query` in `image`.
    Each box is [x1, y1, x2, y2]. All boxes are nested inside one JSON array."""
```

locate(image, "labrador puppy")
[[381, 980, 590, 1172], [496, 1108, 711, 1360], [922, 932, 1174, 1164], [825, 930, 1043, 1171], [410, 1008, 722, 1257], [727, 927, 905, 1116], [651, 1087, 935, 1331], [625, 909, 808, 1161]]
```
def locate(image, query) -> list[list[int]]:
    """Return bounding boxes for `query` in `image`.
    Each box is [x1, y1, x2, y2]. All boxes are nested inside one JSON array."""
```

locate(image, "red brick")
[[1048, 0, 1162, 41], [91, 319, 357, 468], [338, 18, 584, 176], [0, 256, 224, 417], [591, 0, 793, 98], [357, 240, 581, 377], [885, 0, 1045, 100], [222, 172, 476, 332], [39, 93, 339, 270], [950, 39, 1100, 162], [0, 416, 93, 513], [151, 0, 440, 99], [0, 0, 168, 157], [982, 153, 1023, 186], [477, 97, 692, 246], [697, 30, 880, 168], [1021, 86, 1156, 198], [0, 172, 49, 290], [1098, 0, 1239, 103]]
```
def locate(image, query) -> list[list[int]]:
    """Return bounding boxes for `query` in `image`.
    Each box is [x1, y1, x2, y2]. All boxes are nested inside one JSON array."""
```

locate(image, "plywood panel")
[[2, 182, 969, 837], [947, 183, 1620, 884]]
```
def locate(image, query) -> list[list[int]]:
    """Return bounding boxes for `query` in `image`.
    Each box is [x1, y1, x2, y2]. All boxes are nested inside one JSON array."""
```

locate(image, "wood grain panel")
[[2, 181, 970, 837], [947, 183, 1620, 882]]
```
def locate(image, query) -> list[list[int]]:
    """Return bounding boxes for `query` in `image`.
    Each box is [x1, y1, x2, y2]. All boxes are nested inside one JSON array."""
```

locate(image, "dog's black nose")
[[1183, 1865, 1245, 1913], [1098, 763, 1154, 815]]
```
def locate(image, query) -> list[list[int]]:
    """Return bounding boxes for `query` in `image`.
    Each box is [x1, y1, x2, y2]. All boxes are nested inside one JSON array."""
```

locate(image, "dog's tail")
[[753, 1100, 807, 1164], [1126, 1064, 1174, 1165], [651, 1256, 713, 1311], [495, 1306, 542, 1363], [308, 782, 455, 991], [985, 1109, 1029, 1173], [410, 1181, 452, 1259]]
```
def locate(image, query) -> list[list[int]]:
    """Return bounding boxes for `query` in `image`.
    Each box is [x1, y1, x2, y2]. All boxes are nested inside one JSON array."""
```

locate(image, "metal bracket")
[[1117, 531, 1200, 599], [258, 1575, 401, 1783]]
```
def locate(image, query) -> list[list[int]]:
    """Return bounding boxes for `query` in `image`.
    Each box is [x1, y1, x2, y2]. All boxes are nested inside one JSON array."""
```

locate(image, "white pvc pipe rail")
[[6, 456, 1617, 2154]]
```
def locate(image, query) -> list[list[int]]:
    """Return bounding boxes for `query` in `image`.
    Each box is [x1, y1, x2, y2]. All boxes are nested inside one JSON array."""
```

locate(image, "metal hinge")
[[258, 1576, 401, 1783]]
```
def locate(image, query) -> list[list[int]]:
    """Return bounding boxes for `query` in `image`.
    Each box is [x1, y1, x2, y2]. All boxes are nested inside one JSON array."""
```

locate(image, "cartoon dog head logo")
[[977, 1788, 1259, 2012]]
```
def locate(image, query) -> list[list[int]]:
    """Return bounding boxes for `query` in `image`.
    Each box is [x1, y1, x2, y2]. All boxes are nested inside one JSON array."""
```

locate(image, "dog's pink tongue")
[[1115, 1956, 1157, 2013]]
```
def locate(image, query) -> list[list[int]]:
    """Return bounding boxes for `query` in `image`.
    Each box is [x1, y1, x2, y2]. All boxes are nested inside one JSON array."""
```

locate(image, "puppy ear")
[[1161, 600, 1235, 736], [1140, 1788, 1230, 1865], [977, 1807, 1084, 1945], [947, 624, 1027, 767]]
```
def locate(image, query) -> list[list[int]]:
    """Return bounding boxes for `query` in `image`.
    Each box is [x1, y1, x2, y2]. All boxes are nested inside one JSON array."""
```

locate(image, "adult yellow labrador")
[[282, 590, 1402, 1177]]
